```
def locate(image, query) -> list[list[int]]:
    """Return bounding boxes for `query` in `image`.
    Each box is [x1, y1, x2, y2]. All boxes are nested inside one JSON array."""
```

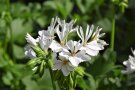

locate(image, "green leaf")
[[76, 76, 89, 90], [97, 18, 112, 32], [22, 75, 41, 90], [0, 18, 6, 27], [11, 18, 33, 44], [2, 71, 13, 85], [86, 73, 97, 90], [36, 16, 47, 28], [13, 44, 24, 59], [88, 49, 116, 77], [43, 1, 57, 10], [75, 0, 86, 14]]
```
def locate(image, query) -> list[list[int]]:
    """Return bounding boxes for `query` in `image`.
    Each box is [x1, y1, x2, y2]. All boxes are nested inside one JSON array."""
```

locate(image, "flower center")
[[60, 41, 65, 46], [63, 60, 68, 65], [83, 42, 87, 46], [72, 51, 76, 56]]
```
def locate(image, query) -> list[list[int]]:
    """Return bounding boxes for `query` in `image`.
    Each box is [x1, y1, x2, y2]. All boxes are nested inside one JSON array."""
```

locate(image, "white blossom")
[[25, 17, 108, 76], [56, 18, 77, 43], [122, 49, 135, 74], [60, 40, 90, 67], [77, 25, 108, 56], [53, 53, 75, 76]]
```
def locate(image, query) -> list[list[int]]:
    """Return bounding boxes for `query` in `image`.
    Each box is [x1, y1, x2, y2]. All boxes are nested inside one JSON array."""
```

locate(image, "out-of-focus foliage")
[[0, 0, 135, 90]]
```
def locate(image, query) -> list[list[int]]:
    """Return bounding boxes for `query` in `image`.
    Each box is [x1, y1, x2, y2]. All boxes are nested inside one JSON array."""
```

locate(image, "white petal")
[[74, 41, 82, 53], [52, 52, 57, 62], [38, 30, 45, 36], [123, 61, 128, 65], [77, 27, 83, 40], [76, 51, 91, 62], [77, 27, 85, 43], [87, 41, 102, 50], [133, 50, 135, 56], [53, 60, 62, 70], [56, 26, 62, 41], [69, 57, 81, 66], [66, 40, 74, 52], [26, 33, 37, 46], [85, 25, 93, 42], [80, 46, 99, 56], [130, 64, 135, 70], [98, 40, 108, 46], [24, 45, 36, 59], [59, 49, 70, 59], [62, 65, 70, 76], [67, 63, 74, 71], [80, 27, 85, 43], [38, 36, 52, 50], [86, 49, 99, 56], [85, 25, 90, 40], [49, 40, 62, 52]]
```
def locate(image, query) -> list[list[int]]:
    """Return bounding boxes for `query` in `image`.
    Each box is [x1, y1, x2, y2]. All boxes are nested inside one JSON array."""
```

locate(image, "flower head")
[[77, 25, 108, 56], [25, 17, 108, 77], [56, 18, 77, 44], [122, 49, 135, 74]]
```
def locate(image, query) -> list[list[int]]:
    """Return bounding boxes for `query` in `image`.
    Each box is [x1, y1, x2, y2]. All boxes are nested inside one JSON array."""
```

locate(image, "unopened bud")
[[33, 46, 46, 57], [74, 67, 85, 76]]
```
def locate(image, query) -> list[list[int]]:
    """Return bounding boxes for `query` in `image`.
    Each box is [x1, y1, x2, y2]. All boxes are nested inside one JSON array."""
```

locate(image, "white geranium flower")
[[122, 49, 135, 74], [60, 40, 90, 67], [24, 45, 36, 59], [50, 18, 78, 52], [26, 33, 38, 46], [53, 53, 75, 76], [56, 18, 77, 43], [77, 25, 108, 56]]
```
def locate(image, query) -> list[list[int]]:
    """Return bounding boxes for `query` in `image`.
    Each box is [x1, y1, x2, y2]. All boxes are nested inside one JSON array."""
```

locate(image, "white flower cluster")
[[122, 49, 135, 74], [25, 17, 107, 76]]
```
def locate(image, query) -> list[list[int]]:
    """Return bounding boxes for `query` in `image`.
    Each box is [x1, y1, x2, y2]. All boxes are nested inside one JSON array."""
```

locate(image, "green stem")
[[4, 29, 8, 52], [9, 23, 15, 61], [7, 0, 10, 11], [6, 0, 14, 61], [49, 67, 56, 90], [110, 15, 115, 51]]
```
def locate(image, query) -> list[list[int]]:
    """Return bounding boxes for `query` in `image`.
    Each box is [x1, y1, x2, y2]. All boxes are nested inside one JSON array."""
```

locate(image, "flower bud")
[[74, 67, 85, 76], [27, 58, 41, 66], [39, 61, 46, 77], [32, 46, 46, 57], [69, 74, 74, 89]]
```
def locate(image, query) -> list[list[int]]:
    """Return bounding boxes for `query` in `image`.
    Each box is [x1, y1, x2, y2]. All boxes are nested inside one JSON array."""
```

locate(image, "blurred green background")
[[0, 0, 135, 90]]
